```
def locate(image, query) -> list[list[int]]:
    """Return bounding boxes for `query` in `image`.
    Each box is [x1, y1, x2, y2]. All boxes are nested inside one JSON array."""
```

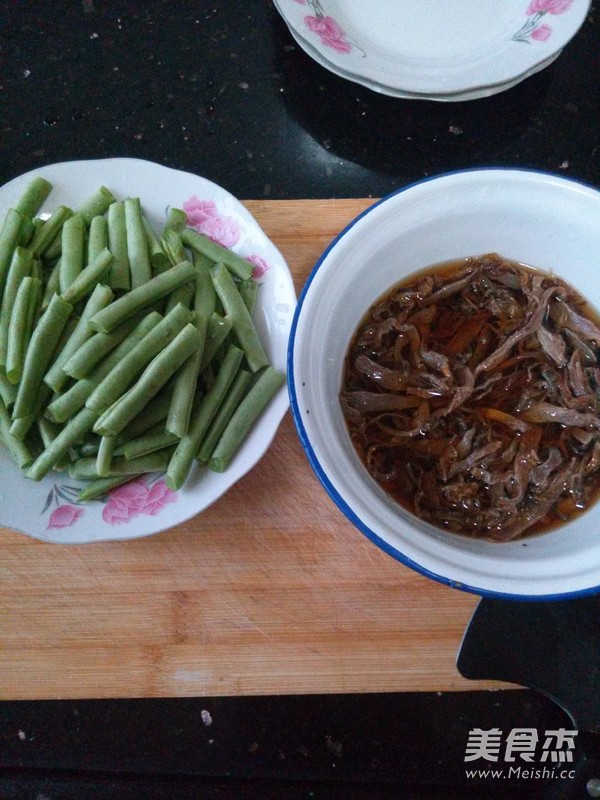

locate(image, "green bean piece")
[[59, 213, 85, 294], [77, 186, 116, 225], [142, 216, 170, 274], [45, 312, 161, 423], [70, 451, 170, 481], [200, 313, 232, 371], [86, 304, 192, 413], [0, 398, 35, 469], [165, 270, 213, 438], [209, 367, 285, 472], [181, 228, 253, 280], [197, 368, 252, 464], [117, 381, 174, 440], [163, 207, 187, 234], [122, 425, 179, 460], [63, 313, 143, 380], [89, 259, 197, 333], [10, 385, 51, 441], [165, 344, 243, 491], [61, 248, 113, 306], [210, 262, 269, 372], [164, 281, 194, 315], [12, 293, 73, 419], [26, 407, 98, 481], [192, 251, 217, 316], [76, 474, 140, 502], [107, 201, 131, 290], [239, 279, 258, 314], [124, 197, 152, 289], [87, 214, 108, 264], [44, 283, 113, 392], [36, 416, 70, 471], [0, 369, 18, 408], [93, 323, 202, 437], [0, 209, 26, 300], [41, 260, 61, 311], [0, 246, 34, 365], [161, 229, 187, 267], [29, 205, 73, 258], [96, 434, 118, 477], [14, 176, 52, 218], [6, 277, 42, 385]]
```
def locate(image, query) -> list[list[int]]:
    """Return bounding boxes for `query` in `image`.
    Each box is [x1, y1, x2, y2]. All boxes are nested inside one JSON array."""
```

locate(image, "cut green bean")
[[10, 385, 51, 441], [0, 398, 35, 469], [165, 270, 212, 437], [44, 283, 113, 392], [70, 451, 170, 481], [63, 312, 144, 380], [210, 262, 268, 372], [29, 205, 73, 257], [59, 213, 85, 294], [76, 474, 141, 502], [41, 260, 61, 310], [26, 407, 98, 481], [0, 246, 34, 365], [0, 209, 26, 299], [122, 425, 179, 460], [0, 369, 18, 407], [124, 197, 152, 289], [6, 276, 42, 385], [14, 176, 52, 218], [163, 207, 187, 234], [86, 304, 192, 413], [181, 228, 253, 280], [165, 344, 243, 491], [12, 293, 73, 419], [161, 229, 187, 266], [45, 311, 162, 423], [197, 368, 252, 464], [77, 186, 116, 225], [239, 279, 258, 314], [94, 323, 202, 436], [89, 259, 197, 333], [200, 313, 232, 371], [61, 247, 113, 306], [107, 200, 130, 290], [96, 434, 119, 477], [117, 381, 174, 441], [209, 367, 285, 472], [87, 214, 108, 263], [142, 216, 170, 274]]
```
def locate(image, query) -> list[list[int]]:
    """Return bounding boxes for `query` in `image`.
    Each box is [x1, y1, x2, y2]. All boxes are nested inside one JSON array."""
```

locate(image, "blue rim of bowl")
[[287, 166, 600, 602]]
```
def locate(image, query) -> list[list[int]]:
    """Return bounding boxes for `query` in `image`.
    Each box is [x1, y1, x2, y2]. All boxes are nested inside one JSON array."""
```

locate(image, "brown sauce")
[[340, 253, 600, 542]]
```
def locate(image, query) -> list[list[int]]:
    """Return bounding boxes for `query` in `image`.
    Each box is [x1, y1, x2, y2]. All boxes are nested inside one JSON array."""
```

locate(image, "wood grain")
[[0, 199, 515, 700]]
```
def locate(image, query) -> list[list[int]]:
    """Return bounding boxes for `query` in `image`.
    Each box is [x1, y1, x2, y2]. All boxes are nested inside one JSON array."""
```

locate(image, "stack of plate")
[[274, 0, 591, 101]]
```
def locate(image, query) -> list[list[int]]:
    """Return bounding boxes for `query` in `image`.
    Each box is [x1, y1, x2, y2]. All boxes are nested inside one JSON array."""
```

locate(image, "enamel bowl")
[[288, 168, 600, 599]]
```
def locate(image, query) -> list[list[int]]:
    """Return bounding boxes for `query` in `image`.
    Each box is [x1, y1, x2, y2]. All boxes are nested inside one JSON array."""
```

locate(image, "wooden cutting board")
[[0, 199, 515, 700]]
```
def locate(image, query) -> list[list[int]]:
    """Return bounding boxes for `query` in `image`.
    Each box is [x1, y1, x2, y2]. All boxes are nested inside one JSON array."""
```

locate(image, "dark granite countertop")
[[1, 2, 600, 798]]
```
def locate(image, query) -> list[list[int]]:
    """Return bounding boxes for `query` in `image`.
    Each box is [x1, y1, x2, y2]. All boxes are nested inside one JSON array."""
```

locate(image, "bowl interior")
[[290, 169, 600, 598]]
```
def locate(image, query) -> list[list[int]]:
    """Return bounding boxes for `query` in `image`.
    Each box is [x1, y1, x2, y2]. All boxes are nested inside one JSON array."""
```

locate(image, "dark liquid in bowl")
[[340, 254, 600, 542]]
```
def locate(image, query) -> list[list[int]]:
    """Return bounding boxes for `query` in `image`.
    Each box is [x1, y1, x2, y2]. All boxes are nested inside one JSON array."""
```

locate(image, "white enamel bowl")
[[288, 168, 600, 599]]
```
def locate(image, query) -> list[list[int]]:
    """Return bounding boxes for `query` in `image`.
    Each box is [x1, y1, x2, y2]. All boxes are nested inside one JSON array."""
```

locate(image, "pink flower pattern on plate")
[[102, 478, 176, 525], [183, 195, 241, 248], [513, 0, 574, 41], [304, 15, 352, 54], [47, 504, 84, 530], [246, 254, 270, 278]]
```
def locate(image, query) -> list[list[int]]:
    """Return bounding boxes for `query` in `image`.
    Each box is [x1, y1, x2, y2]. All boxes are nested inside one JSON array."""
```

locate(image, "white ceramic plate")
[[289, 168, 600, 599], [275, 0, 590, 96], [282, 14, 562, 101], [0, 158, 296, 543]]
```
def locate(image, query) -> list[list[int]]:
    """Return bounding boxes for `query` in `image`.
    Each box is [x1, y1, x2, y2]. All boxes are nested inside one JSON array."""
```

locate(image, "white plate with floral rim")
[[281, 12, 563, 101], [0, 158, 296, 544], [274, 0, 591, 96]]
